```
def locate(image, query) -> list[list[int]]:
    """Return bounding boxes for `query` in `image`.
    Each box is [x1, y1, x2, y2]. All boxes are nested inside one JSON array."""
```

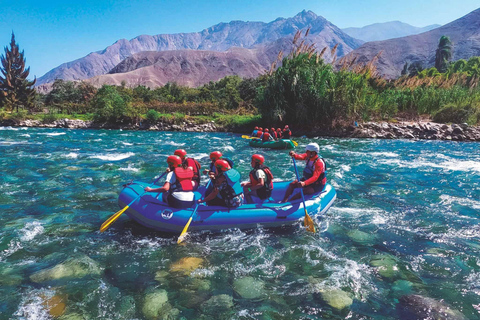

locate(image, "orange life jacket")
[[173, 167, 194, 191]]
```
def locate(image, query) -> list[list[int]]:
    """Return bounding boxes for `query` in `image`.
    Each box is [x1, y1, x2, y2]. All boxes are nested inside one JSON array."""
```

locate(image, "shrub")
[[146, 109, 161, 122], [41, 113, 59, 123], [432, 103, 480, 125], [10, 109, 29, 121]]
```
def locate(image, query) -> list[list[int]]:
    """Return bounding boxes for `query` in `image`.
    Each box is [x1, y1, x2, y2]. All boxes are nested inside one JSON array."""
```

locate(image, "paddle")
[[292, 157, 316, 233], [177, 180, 211, 244], [291, 140, 298, 147], [241, 135, 260, 140], [100, 172, 167, 233]]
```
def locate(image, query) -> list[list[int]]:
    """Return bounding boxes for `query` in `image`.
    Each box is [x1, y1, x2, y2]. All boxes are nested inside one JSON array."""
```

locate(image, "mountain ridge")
[[342, 21, 441, 42]]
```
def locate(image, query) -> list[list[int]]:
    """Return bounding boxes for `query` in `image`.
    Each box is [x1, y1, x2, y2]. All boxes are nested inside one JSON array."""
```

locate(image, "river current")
[[0, 127, 479, 319]]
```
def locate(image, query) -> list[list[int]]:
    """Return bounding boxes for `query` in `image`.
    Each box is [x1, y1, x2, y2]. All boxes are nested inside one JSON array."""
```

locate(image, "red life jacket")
[[262, 132, 271, 142], [256, 131, 263, 138], [185, 158, 201, 183], [249, 165, 274, 191], [271, 131, 277, 139], [173, 167, 194, 191]]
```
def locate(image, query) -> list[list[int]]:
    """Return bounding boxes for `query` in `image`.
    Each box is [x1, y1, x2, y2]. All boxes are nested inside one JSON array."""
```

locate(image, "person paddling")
[[174, 149, 201, 190], [198, 160, 244, 208], [281, 143, 326, 203], [256, 127, 263, 138], [144, 155, 195, 209], [283, 125, 292, 139], [262, 128, 274, 142], [242, 154, 274, 203], [276, 128, 283, 139]]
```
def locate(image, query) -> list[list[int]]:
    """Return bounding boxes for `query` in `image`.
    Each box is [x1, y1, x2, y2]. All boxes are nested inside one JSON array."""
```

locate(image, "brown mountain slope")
[[346, 8, 480, 79], [37, 10, 362, 86], [86, 47, 270, 88]]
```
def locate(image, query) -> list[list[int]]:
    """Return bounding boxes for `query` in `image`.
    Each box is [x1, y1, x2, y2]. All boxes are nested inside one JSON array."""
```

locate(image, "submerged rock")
[[320, 288, 353, 310], [369, 255, 400, 279], [169, 257, 204, 275], [347, 229, 376, 246], [142, 289, 169, 320], [397, 294, 467, 320], [201, 294, 234, 314], [233, 276, 265, 300], [30, 255, 102, 283], [41, 294, 67, 318]]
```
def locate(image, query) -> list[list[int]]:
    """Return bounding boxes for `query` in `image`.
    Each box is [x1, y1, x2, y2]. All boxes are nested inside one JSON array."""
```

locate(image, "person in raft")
[[144, 155, 195, 209], [256, 127, 263, 138], [241, 154, 274, 203], [261, 128, 275, 142], [203, 151, 235, 177], [281, 142, 327, 203], [198, 159, 244, 208], [173, 149, 201, 190], [270, 127, 278, 140], [251, 126, 259, 137], [276, 128, 283, 139], [283, 125, 292, 139]]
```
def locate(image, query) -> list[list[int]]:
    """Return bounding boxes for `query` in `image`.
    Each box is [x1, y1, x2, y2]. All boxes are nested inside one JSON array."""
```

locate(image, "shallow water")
[[0, 127, 479, 319]]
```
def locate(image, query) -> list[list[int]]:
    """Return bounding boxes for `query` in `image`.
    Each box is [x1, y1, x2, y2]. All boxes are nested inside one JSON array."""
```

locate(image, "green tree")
[[0, 32, 36, 112], [435, 36, 452, 73], [92, 85, 135, 123]]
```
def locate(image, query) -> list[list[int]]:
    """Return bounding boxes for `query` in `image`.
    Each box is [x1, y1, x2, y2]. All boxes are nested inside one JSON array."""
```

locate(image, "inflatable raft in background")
[[117, 181, 336, 233], [249, 138, 296, 149]]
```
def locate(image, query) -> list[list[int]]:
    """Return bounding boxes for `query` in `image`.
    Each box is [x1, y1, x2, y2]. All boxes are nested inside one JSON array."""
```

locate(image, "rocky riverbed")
[[1, 118, 480, 142]]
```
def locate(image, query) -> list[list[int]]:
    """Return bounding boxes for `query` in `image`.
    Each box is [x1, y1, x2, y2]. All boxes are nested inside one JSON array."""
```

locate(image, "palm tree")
[[435, 36, 452, 73]]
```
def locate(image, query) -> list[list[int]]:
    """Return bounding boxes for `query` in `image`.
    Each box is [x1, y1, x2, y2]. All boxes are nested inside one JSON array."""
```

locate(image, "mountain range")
[[37, 10, 362, 86], [341, 21, 441, 42], [37, 8, 480, 88], [347, 8, 480, 79]]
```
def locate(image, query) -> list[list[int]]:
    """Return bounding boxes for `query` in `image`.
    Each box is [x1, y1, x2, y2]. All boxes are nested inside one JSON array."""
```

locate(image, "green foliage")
[[92, 85, 136, 123], [432, 103, 480, 125], [0, 33, 36, 112], [435, 36, 452, 73], [41, 112, 60, 123], [10, 109, 29, 120], [146, 109, 161, 122]]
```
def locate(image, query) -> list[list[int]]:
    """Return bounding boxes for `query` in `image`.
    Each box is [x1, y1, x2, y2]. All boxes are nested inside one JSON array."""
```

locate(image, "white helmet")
[[305, 142, 320, 153]]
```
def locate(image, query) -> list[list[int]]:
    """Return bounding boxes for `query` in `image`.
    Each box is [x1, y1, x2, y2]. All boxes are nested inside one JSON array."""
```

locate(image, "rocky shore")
[[1, 118, 480, 142]]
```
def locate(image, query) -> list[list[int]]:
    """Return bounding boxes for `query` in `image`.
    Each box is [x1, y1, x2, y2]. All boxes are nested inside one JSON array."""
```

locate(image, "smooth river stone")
[[30, 255, 102, 282], [320, 289, 353, 310], [369, 255, 400, 278], [233, 276, 265, 299], [169, 257, 204, 275], [141, 289, 169, 320], [347, 229, 376, 246], [41, 295, 66, 318]]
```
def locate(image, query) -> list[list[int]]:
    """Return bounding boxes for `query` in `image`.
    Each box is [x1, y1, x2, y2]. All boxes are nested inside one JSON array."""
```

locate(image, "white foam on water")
[[64, 152, 78, 159], [90, 152, 134, 161], [121, 142, 133, 146], [0, 239, 23, 261], [20, 134, 31, 137], [378, 157, 480, 173], [0, 126, 19, 130], [222, 145, 235, 152], [211, 137, 222, 140], [332, 207, 387, 225], [164, 141, 186, 146], [440, 194, 480, 210], [119, 164, 139, 172], [13, 288, 54, 320], [19, 221, 44, 242], [38, 132, 66, 136], [369, 152, 399, 157], [322, 145, 335, 150], [188, 152, 209, 160]]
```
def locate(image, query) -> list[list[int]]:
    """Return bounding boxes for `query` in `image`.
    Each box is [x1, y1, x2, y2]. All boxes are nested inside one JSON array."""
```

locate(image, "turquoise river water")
[[0, 127, 479, 319]]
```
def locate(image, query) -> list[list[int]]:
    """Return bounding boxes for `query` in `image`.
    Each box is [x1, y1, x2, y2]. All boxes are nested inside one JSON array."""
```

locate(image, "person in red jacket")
[[270, 128, 277, 140], [262, 129, 274, 142], [144, 155, 195, 208], [283, 125, 292, 139], [174, 149, 201, 190], [276, 128, 283, 139], [281, 142, 326, 203], [256, 127, 263, 138], [241, 154, 274, 202]]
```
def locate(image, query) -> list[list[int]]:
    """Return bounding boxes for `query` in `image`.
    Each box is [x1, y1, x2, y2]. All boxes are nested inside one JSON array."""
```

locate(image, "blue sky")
[[1, 0, 479, 79]]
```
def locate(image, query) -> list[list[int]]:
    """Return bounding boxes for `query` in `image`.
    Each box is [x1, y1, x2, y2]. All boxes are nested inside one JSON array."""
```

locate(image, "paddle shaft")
[[292, 157, 315, 233], [100, 171, 167, 232], [177, 180, 211, 243]]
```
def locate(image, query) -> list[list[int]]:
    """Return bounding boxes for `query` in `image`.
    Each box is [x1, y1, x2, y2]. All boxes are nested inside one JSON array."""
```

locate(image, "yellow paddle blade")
[[292, 140, 298, 147], [100, 205, 129, 233], [304, 210, 316, 233], [177, 217, 193, 244], [241, 135, 251, 139]]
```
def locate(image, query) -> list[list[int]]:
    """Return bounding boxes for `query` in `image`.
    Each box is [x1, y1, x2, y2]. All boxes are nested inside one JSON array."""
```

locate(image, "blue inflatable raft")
[[118, 181, 336, 233]]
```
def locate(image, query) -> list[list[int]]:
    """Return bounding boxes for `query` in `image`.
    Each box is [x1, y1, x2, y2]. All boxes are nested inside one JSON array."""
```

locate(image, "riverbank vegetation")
[[1, 31, 480, 129]]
